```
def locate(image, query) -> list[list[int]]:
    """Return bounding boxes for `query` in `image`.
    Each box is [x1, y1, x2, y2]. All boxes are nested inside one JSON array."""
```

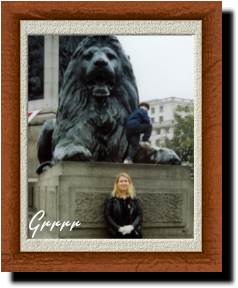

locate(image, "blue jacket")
[[126, 108, 151, 129]]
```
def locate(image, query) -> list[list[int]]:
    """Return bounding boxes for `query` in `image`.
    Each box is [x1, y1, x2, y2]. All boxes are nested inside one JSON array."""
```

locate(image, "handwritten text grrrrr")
[[29, 210, 81, 238]]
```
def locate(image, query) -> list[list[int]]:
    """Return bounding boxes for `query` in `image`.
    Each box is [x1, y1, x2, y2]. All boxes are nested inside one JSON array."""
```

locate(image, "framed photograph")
[[2, 1, 222, 274], [22, 20, 201, 252]]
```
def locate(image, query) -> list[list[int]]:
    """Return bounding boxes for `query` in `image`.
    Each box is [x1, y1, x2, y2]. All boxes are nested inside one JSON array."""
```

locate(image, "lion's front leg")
[[52, 120, 99, 162]]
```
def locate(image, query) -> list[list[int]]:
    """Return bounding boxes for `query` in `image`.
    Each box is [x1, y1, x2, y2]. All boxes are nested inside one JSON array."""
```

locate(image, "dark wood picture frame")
[[2, 1, 222, 274]]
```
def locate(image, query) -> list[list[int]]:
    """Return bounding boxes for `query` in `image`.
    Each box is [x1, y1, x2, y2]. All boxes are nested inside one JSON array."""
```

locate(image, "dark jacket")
[[104, 196, 143, 238], [126, 108, 150, 130]]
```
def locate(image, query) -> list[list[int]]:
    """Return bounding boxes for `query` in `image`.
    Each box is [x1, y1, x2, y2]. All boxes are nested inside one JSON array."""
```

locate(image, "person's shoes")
[[123, 158, 133, 164], [139, 141, 151, 148]]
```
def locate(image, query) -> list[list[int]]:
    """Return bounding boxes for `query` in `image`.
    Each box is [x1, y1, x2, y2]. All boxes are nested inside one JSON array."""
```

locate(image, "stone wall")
[[31, 161, 194, 239]]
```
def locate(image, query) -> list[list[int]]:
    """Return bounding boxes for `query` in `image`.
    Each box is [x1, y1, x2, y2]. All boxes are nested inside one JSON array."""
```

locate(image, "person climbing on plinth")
[[124, 102, 152, 164]]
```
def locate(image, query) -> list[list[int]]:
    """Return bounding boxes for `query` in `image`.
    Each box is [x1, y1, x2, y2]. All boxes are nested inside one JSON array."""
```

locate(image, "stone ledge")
[[39, 161, 191, 179]]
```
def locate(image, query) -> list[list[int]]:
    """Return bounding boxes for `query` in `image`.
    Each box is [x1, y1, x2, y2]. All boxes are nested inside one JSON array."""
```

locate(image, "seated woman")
[[104, 172, 143, 238]]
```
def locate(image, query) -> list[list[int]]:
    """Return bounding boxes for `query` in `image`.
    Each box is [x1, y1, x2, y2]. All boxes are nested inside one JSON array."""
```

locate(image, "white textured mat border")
[[20, 20, 202, 252]]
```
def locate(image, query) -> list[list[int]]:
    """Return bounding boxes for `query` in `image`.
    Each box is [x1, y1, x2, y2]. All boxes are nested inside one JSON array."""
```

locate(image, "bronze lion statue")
[[37, 36, 180, 174]]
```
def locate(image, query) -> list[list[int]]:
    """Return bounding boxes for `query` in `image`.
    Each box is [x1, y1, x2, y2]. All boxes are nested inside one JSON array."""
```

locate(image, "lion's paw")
[[53, 143, 92, 162]]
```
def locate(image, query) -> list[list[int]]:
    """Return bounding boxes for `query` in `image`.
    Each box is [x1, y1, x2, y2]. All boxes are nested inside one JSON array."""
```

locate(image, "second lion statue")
[[37, 36, 180, 174]]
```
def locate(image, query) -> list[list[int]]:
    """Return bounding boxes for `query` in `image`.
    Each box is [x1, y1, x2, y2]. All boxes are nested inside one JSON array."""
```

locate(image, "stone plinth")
[[32, 161, 193, 239]]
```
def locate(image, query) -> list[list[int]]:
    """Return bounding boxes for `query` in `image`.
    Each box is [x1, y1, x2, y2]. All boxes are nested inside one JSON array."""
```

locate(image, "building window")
[[151, 107, 155, 114], [159, 116, 163, 123], [165, 127, 169, 134], [160, 106, 163, 112], [164, 137, 169, 143], [151, 117, 155, 123], [156, 139, 160, 146], [156, 128, 161, 135]]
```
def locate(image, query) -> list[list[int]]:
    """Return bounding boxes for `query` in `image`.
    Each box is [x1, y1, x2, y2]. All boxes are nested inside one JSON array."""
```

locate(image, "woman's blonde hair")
[[111, 172, 136, 198]]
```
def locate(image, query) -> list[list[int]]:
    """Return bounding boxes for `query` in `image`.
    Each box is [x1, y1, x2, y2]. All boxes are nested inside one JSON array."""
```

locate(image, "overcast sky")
[[117, 35, 194, 102]]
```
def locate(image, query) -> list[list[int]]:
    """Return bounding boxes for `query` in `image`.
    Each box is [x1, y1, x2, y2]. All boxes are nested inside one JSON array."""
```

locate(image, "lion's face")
[[77, 45, 121, 98], [59, 36, 139, 117]]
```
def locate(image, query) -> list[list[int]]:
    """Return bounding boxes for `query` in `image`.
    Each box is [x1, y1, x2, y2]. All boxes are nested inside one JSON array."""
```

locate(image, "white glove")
[[119, 225, 134, 235], [118, 226, 126, 235], [124, 225, 134, 234]]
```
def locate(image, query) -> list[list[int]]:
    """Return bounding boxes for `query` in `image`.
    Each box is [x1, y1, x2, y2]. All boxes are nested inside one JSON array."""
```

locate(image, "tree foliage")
[[165, 105, 194, 165]]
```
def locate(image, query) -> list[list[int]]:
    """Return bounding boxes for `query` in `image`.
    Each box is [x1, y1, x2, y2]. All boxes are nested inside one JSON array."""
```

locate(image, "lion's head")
[[57, 36, 139, 118], [73, 37, 120, 98], [71, 36, 137, 97]]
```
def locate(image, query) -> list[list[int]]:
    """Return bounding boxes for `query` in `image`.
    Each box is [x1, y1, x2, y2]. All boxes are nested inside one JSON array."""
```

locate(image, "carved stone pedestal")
[[32, 161, 194, 238]]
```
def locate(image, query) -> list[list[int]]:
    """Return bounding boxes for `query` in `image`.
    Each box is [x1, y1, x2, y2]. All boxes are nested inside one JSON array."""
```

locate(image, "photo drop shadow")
[[12, 12, 233, 282]]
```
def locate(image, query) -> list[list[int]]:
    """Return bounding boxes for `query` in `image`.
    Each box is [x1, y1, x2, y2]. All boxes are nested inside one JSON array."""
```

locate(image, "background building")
[[148, 97, 194, 147]]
